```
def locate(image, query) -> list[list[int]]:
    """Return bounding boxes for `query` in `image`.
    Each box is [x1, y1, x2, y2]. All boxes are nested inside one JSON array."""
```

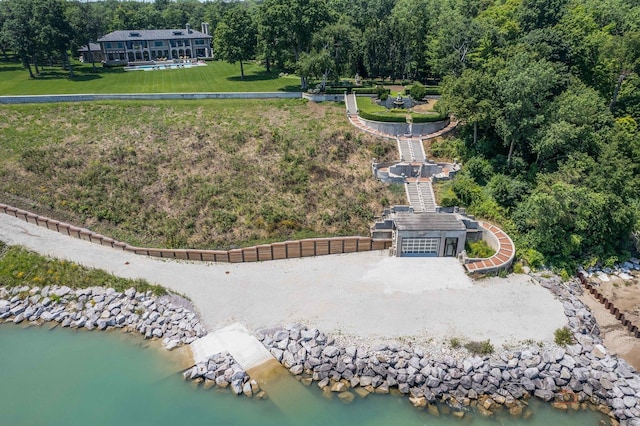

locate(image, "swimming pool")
[[124, 61, 207, 71]]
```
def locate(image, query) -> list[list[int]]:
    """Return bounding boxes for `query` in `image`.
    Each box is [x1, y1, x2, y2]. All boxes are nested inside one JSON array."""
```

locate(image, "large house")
[[97, 24, 212, 65], [78, 43, 105, 63]]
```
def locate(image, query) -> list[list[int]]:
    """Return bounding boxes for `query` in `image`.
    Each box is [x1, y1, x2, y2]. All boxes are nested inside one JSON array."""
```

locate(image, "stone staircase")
[[345, 93, 358, 115], [417, 181, 436, 212], [405, 180, 437, 212], [410, 139, 426, 162], [397, 138, 412, 161], [396, 138, 426, 162], [405, 182, 422, 210]]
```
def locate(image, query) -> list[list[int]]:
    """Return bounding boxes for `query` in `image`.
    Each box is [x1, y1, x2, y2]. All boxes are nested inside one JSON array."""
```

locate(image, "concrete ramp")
[[190, 324, 322, 420], [190, 323, 273, 369]]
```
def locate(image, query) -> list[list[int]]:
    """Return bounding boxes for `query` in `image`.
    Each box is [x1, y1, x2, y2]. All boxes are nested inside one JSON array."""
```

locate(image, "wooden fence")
[[577, 271, 640, 338], [0, 203, 392, 263]]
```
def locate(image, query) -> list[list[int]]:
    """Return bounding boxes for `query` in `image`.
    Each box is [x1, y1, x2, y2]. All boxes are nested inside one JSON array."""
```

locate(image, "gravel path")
[[0, 214, 566, 346]]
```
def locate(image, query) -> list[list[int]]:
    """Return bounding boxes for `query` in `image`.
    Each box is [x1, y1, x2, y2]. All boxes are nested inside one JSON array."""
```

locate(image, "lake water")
[[0, 324, 609, 426]]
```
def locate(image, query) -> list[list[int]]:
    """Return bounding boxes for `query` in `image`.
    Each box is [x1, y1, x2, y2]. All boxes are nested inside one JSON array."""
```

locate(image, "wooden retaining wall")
[[577, 271, 640, 339], [0, 203, 391, 263]]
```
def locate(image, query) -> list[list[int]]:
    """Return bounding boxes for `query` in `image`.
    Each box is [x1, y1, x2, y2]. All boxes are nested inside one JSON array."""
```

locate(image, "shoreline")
[[2, 274, 640, 424], [0, 215, 638, 422]]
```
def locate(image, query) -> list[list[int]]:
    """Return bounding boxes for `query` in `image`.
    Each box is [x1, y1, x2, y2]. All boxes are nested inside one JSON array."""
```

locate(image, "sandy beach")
[[0, 213, 566, 346]]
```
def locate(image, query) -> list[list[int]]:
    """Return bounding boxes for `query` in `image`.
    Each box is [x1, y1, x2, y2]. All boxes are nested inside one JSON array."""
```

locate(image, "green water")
[[0, 324, 609, 426]]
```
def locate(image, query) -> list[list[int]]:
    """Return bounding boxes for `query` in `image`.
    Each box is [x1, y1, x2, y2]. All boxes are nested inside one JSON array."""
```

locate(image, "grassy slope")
[[0, 99, 403, 249], [0, 60, 300, 95], [0, 244, 165, 295]]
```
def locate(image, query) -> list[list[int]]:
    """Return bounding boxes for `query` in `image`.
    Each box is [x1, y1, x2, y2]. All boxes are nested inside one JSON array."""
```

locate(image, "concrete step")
[[397, 139, 412, 161], [405, 182, 424, 211], [190, 323, 274, 370], [417, 182, 437, 212], [410, 140, 425, 162]]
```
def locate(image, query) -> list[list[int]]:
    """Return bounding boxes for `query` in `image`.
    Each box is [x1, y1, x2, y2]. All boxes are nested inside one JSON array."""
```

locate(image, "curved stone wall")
[[358, 117, 450, 137]]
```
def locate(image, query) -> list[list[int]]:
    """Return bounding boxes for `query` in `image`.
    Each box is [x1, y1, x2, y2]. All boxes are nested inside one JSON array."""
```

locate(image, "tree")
[[493, 53, 565, 166], [34, 0, 74, 77], [518, 0, 568, 32], [214, 7, 257, 80], [257, 0, 331, 87], [296, 50, 336, 90], [1, 0, 37, 78], [533, 81, 610, 166], [441, 68, 493, 144], [310, 23, 359, 89], [67, 1, 104, 72], [427, 3, 481, 77]]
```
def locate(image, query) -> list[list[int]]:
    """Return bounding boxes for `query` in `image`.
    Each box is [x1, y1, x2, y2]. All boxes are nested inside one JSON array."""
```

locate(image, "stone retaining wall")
[[0, 92, 302, 104], [302, 93, 344, 102], [0, 203, 392, 262], [358, 117, 450, 137]]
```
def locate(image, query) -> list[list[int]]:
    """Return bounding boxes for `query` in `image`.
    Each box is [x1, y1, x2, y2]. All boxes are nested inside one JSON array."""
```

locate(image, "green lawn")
[[0, 60, 301, 95]]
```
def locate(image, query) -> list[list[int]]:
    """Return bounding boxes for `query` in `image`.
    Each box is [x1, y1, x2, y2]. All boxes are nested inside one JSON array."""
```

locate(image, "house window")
[[117, 42, 123, 48], [195, 39, 205, 45], [106, 42, 112, 49], [154, 41, 163, 47]]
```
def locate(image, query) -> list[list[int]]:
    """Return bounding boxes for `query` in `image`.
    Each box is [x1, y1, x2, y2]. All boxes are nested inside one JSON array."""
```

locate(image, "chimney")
[[201, 23, 209, 35], [186, 23, 192, 34]]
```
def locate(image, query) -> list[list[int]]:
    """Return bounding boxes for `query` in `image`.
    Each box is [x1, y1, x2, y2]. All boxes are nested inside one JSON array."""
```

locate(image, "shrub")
[[424, 86, 441, 96], [409, 83, 427, 100], [465, 340, 494, 355], [352, 87, 387, 95], [519, 248, 545, 269], [429, 138, 465, 160], [554, 327, 573, 346], [449, 337, 461, 348], [410, 113, 448, 123], [465, 240, 495, 258], [464, 157, 494, 186], [512, 262, 525, 274]]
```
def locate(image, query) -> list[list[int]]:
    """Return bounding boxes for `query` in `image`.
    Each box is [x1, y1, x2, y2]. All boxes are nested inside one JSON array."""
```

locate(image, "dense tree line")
[[434, 0, 640, 270], [1, 0, 639, 269]]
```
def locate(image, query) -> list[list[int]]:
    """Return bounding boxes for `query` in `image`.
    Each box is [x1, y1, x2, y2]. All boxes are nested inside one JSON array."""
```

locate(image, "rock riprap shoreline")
[[0, 285, 206, 349], [3, 273, 640, 424], [0, 284, 261, 397], [253, 274, 640, 425], [182, 352, 264, 398]]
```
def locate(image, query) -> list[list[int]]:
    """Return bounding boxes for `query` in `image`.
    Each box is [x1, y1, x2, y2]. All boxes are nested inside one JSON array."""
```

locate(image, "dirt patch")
[[581, 270, 640, 370], [411, 99, 438, 113], [384, 85, 405, 94]]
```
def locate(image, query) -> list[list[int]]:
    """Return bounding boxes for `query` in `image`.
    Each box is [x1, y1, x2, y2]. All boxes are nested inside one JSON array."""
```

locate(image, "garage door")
[[401, 237, 439, 256]]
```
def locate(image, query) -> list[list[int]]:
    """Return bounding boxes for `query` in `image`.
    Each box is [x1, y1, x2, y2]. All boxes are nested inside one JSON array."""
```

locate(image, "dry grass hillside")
[[0, 99, 404, 249]]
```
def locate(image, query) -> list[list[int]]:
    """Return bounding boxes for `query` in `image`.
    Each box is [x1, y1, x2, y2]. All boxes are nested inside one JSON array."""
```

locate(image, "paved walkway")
[[464, 222, 516, 274], [0, 213, 566, 346]]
